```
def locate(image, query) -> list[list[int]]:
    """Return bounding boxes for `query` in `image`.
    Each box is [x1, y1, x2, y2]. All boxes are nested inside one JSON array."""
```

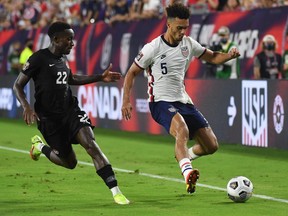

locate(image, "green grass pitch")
[[0, 118, 287, 216]]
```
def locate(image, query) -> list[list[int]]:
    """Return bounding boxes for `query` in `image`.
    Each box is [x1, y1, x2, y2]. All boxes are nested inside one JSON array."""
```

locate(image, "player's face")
[[167, 18, 189, 44], [56, 29, 75, 55]]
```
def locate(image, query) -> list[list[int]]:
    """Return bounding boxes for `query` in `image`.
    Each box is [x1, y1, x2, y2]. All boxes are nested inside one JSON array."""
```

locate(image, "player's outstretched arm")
[[13, 72, 40, 125], [69, 63, 121, 85], [201, 48, 240, 65]]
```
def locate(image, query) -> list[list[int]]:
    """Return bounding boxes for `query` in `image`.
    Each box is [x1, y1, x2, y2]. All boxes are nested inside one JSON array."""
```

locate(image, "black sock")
[[41, 145, 52, 159], [96, 165, 118, 189]]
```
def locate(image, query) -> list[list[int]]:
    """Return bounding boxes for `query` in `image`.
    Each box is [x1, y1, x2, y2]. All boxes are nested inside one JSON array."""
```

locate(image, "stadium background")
[[1, 6, 288, 150]]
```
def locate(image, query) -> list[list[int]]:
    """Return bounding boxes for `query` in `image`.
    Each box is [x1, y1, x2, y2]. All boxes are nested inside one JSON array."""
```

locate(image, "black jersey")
[[22, 48, 75, 117], [256, 51, 282, 79]]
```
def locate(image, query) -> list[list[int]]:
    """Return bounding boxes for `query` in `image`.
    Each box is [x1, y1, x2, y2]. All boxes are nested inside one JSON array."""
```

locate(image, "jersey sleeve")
[[134, 43, 154, 69], [188, 37, 206, 58], [21, 52, 41, 78]]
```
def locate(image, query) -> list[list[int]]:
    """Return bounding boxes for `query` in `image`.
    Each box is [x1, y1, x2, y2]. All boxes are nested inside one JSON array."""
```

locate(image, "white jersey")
[[135, 35, 206, 104]]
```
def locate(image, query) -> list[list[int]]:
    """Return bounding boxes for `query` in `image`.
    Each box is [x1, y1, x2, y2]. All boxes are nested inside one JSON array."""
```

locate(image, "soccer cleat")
[[30, 135, 43, 161], [113, 193, 130, 205], [186, 169, 200, 194]]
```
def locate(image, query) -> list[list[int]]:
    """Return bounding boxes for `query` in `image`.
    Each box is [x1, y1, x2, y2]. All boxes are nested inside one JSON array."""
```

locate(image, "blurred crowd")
[[0, 0, 288, 31]]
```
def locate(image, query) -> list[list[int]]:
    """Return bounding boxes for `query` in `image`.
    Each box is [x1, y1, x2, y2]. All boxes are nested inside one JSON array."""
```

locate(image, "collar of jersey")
[[161, 35, 179, 48]]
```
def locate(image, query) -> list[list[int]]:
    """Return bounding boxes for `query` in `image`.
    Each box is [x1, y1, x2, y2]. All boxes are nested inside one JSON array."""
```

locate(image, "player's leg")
[[45, 148, 77, 169], [31, 115, 79, 169], [75, 126, 130, 205], [30, 135, 78, 169], [75, 126, 109, 169], [169, 113, 190, 160], [169, 113, 199, 193], [149, 101, 199, 193], [188, 127, 218, 160], [181, 105, 218, 160]]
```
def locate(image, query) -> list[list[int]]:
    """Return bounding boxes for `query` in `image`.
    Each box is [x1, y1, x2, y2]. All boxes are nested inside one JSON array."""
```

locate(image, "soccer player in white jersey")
[[121, 3, 240, 194]]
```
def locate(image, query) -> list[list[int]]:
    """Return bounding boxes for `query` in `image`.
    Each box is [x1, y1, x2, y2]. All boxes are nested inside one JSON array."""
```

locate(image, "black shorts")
[[37, 102, 92, 158]]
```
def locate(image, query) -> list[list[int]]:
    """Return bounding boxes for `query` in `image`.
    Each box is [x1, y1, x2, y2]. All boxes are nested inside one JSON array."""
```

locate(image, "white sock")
[[188, 147, 200, 160], [111, 186, 121, 196], [36, 143, 45, 152], [179, 158, 193, 182]]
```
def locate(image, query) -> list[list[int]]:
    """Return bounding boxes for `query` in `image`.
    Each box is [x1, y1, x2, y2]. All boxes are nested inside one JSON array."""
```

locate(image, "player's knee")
[[67, 160, 77, 169]]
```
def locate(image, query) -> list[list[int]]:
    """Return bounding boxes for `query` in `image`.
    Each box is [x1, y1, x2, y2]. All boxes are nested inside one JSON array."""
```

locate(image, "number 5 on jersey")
[[161, 62, 168, 74]]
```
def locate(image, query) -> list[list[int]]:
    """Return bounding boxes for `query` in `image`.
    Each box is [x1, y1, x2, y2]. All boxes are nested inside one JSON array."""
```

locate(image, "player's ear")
[[167, 19, 172, 28], [52, 35, 60, 44]]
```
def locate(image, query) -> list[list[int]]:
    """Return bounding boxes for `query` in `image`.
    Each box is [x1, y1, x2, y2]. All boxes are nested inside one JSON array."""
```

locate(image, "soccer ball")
[[226, 176, 253, 203]]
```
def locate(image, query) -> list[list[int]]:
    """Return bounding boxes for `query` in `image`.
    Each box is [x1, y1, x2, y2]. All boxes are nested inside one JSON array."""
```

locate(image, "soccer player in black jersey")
[[13, 21, 130, 205]]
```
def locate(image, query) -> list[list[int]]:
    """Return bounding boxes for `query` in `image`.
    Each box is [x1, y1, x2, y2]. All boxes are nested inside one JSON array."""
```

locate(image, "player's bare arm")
[[13, 72, 40, 125], [201, 48, 240, 64], [69, 63, 121, 85], [121, 62, 143, 121]]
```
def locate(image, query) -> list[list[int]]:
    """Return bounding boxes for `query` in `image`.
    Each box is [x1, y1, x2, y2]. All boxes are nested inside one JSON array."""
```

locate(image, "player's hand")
[[102, 63, 122, 82], [121, 102, 133, 120], [23, 107, 40, 125], [229, 47, 240, 59]]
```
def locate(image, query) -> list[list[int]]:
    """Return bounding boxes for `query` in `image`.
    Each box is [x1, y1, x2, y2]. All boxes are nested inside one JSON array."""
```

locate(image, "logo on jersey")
[[181, 46, 189, 57], [22, 61, 30, 71], [136, 51, 144, 61], [160, 54, 166, 59], [242, 81, 268, 147]]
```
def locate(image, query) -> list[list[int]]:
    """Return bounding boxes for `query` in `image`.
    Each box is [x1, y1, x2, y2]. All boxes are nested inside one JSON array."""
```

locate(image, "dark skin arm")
[[13, 72, 39, 125], [69, 63, 121, 85]]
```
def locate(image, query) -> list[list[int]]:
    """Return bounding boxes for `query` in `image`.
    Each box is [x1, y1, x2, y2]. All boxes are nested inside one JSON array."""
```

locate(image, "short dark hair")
[[166, 3, 191, 20], [48, 21, 72, 38]]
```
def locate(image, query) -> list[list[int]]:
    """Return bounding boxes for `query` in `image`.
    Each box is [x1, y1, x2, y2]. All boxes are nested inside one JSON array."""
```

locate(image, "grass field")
[[0, 118, 287, 216]]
